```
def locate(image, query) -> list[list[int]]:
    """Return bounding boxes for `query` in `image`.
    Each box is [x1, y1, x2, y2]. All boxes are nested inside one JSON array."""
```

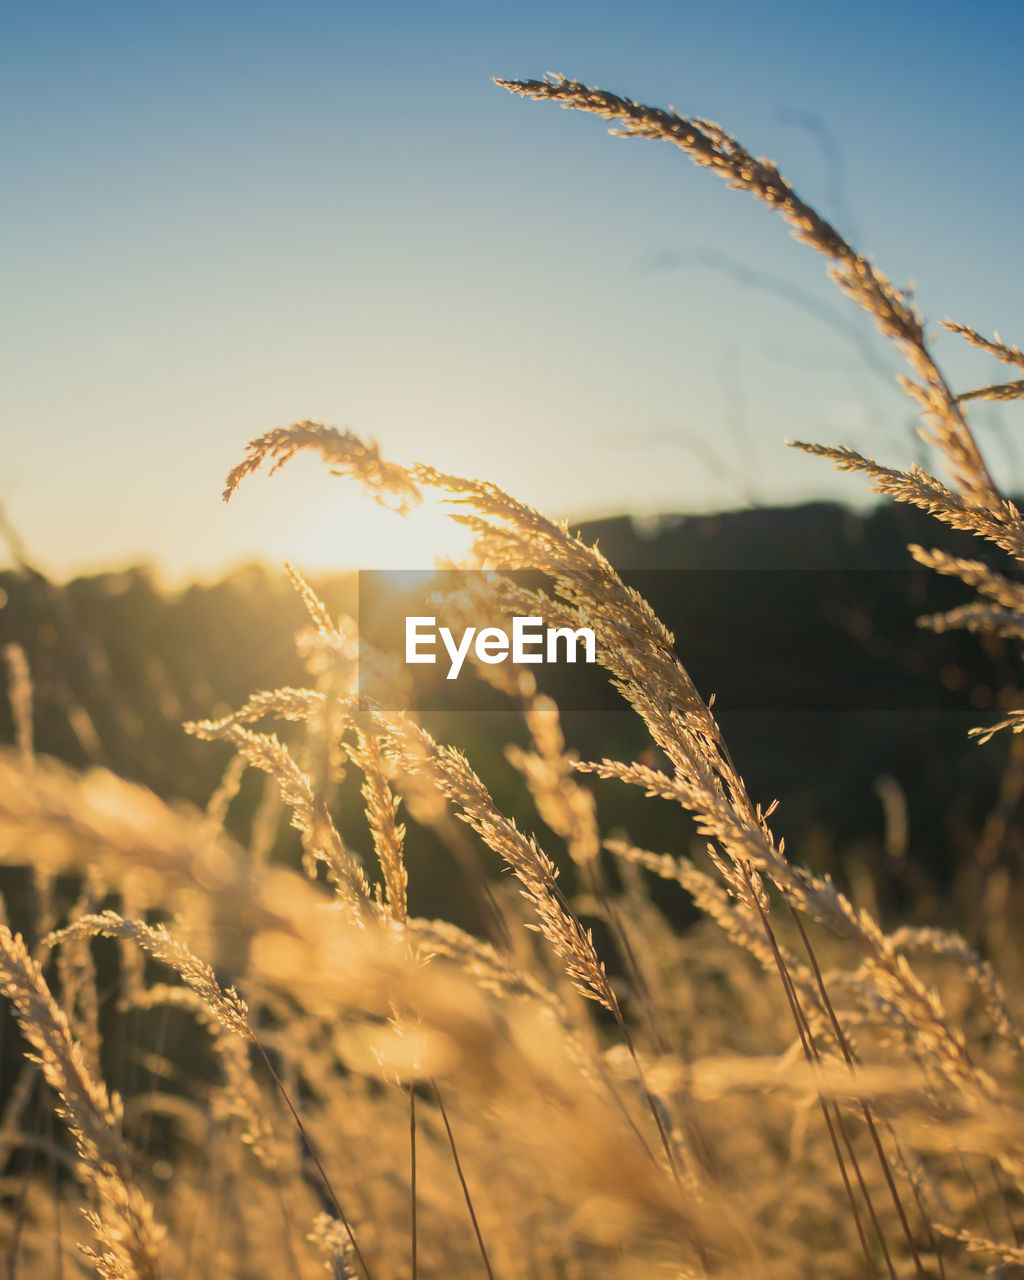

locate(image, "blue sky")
[[3, 0, 1023, 579]]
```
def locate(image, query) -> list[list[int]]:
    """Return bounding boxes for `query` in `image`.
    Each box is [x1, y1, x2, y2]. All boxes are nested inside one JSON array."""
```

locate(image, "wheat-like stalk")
[[0, 926, 164, 1280], [495, 75, 1018, 533]]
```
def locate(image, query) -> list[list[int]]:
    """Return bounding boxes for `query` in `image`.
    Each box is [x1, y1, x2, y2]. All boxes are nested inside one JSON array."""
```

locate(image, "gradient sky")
[[4, 0, 1023, 581]]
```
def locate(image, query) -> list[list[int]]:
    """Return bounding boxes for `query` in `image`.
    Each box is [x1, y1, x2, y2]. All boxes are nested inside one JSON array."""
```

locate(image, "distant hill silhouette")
[[573, 499, 989, 570]]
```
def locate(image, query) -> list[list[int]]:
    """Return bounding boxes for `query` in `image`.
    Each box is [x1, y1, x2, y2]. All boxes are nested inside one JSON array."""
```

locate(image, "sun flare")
[[288, 485, 480, 573]]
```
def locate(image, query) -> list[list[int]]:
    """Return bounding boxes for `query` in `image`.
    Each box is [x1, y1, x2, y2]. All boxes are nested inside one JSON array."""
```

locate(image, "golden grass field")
[[3, 75, 1024, 1278]]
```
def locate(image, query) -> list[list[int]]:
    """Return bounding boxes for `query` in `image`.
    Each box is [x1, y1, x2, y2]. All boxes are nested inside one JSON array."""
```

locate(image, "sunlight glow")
[[286, 487, 480, 573]]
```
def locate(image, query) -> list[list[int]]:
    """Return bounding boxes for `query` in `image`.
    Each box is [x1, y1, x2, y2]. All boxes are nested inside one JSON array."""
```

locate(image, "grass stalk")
[[432, 1080, 496, 1280], [742, 868, 885, 1278], [786, 901, 931, 1279], [253, 1040, 375, 1280], [409, 1083, 418, 1280]]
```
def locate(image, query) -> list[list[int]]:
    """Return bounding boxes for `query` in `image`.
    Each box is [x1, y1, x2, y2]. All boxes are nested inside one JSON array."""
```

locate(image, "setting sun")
[[287, 486, 480, 572]]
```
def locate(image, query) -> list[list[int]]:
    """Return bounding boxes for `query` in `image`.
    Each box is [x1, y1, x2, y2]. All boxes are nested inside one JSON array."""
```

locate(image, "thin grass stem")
[[431, 1080, 496, 1280]]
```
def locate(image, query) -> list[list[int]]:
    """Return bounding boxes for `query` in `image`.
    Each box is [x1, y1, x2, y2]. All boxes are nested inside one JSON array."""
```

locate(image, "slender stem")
[[611, 1010, 682, 1184], [549, 874, 682, 1183], [254, 1040, 375, 1280], [409, 1083, 419, 1280], [988, 1158, 1021, 1247], [270, 1170, 302, 1280], [45, 1102, 65, 1280], [431, 1080, 495, 1280], [5, 1080, 39, 1280], [786, 901, 931, 1280], [742, 867, 881, 1279], [959, 1154, 996, 1239], [593, 861, 721, 1184]]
